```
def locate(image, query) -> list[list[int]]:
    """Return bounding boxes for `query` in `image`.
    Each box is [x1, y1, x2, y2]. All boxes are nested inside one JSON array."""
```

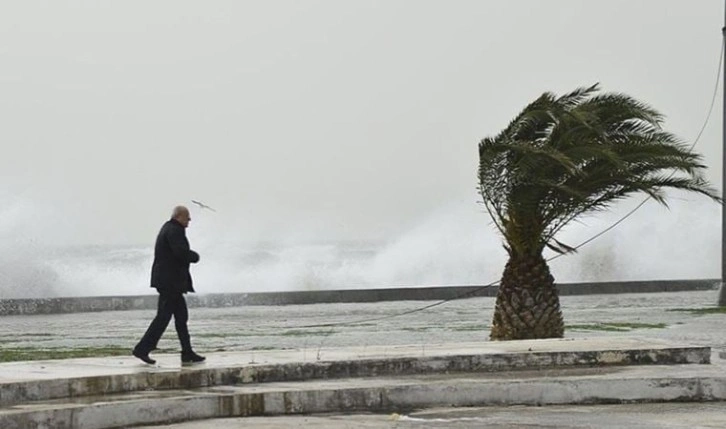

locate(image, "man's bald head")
[[172, 206, 191, 228]]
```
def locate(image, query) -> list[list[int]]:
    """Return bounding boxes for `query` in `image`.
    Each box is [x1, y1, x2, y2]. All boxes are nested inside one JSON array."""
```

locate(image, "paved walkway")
[[0, 337, 685, 384], [0, 291, 723, 356], [139, 402, 726, 429], [0, 337, 717, 429], [1, 290, 725, 428]]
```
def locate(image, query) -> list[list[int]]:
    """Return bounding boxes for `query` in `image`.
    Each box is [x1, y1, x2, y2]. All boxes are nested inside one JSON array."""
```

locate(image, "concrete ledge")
[[2, 364, 726, 429], [0, 279, 718, 316], [0, 338, 710, 407]]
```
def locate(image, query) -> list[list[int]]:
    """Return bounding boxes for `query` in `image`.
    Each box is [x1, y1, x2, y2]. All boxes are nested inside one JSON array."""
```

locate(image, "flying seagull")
[[191, 200, 217, 212]]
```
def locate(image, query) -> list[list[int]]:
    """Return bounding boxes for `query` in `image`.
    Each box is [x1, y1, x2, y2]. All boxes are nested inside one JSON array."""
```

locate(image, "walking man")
[[133, 205, 206, 365]]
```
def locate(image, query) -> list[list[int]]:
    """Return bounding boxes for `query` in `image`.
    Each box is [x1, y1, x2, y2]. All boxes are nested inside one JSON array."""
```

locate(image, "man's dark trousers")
[[135, 291, 192, 354]]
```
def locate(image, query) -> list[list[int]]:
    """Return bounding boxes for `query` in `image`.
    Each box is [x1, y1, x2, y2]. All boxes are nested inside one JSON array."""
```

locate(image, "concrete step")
[[2, 362, 725, 429], [0, 338, 709, 407]]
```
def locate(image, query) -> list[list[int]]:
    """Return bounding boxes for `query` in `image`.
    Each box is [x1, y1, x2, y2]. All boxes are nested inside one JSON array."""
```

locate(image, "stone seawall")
[[0, 279, 718, 316]]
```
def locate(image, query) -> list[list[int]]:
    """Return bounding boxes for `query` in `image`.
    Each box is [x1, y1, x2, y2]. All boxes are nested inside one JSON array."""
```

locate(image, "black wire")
[[299, 279, 501, 329], [301, 35, 725, 330], [549, 35, 724, 262]]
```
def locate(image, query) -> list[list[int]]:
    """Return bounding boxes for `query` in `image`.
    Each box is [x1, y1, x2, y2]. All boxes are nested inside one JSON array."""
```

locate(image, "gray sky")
[[0, 0, 723, 251]]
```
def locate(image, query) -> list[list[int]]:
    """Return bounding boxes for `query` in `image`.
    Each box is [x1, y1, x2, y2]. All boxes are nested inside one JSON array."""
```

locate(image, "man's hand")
[[189, 250, 200, 264]]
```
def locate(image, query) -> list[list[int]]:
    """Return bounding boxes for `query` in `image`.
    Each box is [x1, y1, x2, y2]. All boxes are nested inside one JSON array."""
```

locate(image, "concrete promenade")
[[0, 290, 722, 359], [0, 338, 719, 428], [2, 289, 726, 427], [143, 403, 726, 429]]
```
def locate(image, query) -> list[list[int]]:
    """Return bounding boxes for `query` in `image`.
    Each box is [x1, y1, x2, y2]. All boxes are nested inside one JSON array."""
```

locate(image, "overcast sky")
[[0, 0, 723, 251]]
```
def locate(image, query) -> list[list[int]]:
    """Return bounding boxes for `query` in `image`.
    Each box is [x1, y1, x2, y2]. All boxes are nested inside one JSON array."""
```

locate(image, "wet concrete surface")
[[2, 290, 725, 428], [0, 290, 724, 355], [138, 402, 726, 428], [0, 337, 698, 384]]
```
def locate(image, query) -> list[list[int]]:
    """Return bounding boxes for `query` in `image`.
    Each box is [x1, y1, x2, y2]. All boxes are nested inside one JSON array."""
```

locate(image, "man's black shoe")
[[181, 351, 206, 366], [132, 349, 156, 365]]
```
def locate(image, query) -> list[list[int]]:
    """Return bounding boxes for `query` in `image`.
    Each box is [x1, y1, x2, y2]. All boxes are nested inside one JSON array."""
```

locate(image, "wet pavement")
[[0, 290, 724, 355], [2, 289, 725, 428], [139, 402, 726, 428], [0, 337, 695, 384]]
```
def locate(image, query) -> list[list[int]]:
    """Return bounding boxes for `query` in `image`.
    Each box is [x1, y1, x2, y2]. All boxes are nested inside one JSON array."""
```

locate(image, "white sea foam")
[[0, 193, 719, 298]]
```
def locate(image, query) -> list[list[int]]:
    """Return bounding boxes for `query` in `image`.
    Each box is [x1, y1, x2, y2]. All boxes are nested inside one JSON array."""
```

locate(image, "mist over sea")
[[0, 1, 720, 301], [0, 196, 718, 299]]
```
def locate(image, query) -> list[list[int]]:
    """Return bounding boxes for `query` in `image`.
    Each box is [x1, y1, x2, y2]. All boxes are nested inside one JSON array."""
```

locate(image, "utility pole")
[[719, 0, 726, 306]]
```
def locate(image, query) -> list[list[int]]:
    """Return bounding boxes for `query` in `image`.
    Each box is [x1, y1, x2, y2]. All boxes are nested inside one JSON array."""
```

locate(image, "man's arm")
[[166, 226, 199, 264]]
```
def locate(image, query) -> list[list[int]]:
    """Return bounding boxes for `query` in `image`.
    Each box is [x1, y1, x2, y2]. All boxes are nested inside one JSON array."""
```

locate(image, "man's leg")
[[171, 293, 193, 354], [173, 294, 205, 364], [135, 292, 175, 355]]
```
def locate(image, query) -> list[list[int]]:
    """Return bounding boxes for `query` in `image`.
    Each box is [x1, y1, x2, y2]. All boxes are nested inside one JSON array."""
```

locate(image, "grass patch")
[[606, 322, 667, 329], [567, 322, 666, 332], [568, 324, 630, 332], [277, 329, 336, 337], [0, 332, 55, 338], [402, 324, 492, 332], [195, 332, 264, 338], [400, 327, 436, 332], [449, 324, 490, 332], [0, 346, 138, 363], [668, 307, 726, 315]]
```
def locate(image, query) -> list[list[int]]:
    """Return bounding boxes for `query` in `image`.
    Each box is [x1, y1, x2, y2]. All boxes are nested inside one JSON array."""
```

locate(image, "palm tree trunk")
[[490, 253, 564, 340]]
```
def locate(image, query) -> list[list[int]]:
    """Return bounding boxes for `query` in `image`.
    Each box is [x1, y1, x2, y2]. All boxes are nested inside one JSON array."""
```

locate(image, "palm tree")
[[478, 84, 721, 341]]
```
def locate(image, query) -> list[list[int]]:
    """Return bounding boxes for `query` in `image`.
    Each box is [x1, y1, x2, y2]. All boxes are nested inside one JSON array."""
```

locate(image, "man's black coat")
[[150, 219, 200, 294]]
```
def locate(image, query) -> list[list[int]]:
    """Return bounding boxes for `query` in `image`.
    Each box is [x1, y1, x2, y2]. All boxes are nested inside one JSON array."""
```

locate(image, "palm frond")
[[478, 84, 721, 257]]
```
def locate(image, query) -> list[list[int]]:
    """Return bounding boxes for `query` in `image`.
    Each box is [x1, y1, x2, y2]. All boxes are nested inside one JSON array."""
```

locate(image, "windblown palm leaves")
[[478, 84, 720, 340]]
